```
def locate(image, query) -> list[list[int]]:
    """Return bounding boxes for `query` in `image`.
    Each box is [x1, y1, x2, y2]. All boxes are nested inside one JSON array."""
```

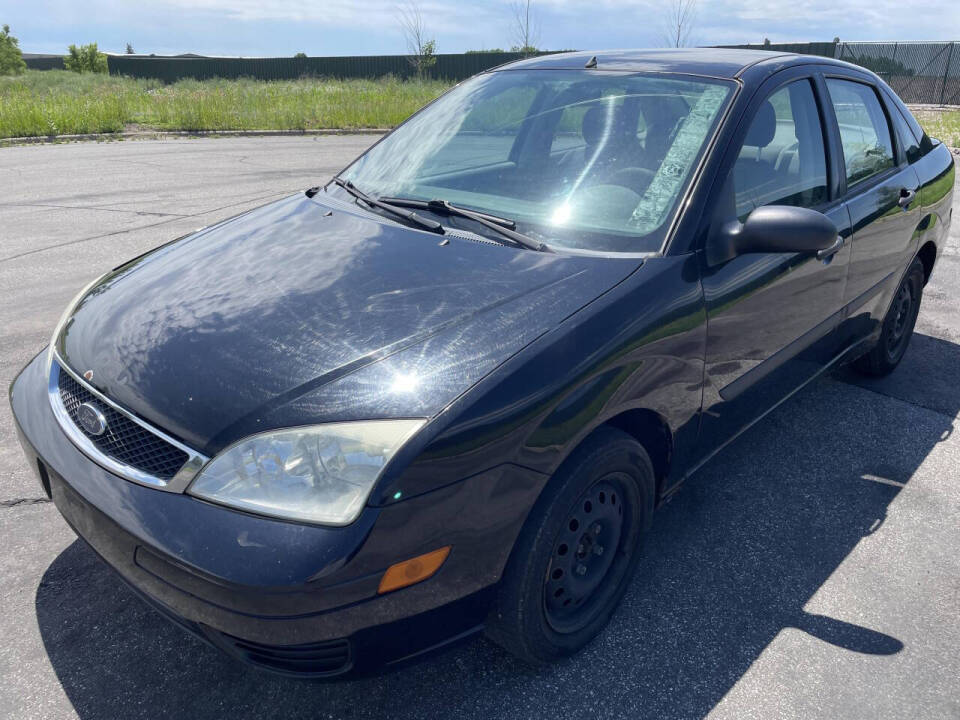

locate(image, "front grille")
[[215, 632, 352, 676], [57, 366, 189, 480]]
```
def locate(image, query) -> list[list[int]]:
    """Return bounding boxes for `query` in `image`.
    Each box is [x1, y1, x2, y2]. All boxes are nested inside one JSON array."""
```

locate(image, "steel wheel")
[[884, 280, 916, 362], [543, 477, 629, 633], [853, 257, 924, 378], [485, 427, 655, 665]]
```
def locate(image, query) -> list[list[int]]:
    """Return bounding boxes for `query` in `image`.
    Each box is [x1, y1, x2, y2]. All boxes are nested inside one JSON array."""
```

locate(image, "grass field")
[[1, 70, 959, 144], [0, 70, 449, 138], [912, 108, 960, 148]]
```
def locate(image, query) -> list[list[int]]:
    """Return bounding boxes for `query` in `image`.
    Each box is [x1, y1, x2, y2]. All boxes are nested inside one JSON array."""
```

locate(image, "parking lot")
[[1, 136, 958, 719]]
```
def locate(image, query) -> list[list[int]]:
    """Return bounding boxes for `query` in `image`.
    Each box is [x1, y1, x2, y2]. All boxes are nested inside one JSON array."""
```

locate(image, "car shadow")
[[35, 333, 958, 720]]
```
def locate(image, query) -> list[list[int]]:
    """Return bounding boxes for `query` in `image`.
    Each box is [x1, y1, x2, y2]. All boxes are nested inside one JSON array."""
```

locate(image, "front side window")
[[339, 70, 733, 253], [826, 79, 895, 187], [730, 79, 828, 220]]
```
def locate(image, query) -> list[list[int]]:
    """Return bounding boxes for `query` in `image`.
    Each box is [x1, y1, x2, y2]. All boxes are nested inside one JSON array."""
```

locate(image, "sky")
[[4, 0, 959, 57]]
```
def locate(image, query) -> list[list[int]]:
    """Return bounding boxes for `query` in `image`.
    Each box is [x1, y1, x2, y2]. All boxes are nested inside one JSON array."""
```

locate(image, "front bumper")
[[11, 351, 544, 677]]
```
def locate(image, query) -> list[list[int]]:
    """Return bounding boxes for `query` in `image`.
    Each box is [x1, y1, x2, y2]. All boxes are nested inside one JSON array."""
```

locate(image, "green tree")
[[0, 24, 27, 76], [294, 52, 307, 58], [414, 38, 437, 77], [126, 43, 135, 54], [398, 1, 437, 79], [64, 42, 108, 73]]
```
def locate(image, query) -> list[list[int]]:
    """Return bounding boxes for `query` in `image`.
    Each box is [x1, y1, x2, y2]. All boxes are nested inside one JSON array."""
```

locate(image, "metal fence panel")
[[104, 52, 536, 83], [24, 56, 65, 70]]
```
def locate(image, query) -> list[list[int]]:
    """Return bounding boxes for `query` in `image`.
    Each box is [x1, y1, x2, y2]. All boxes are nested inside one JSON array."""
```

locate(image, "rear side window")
[[826, 79, 895, 187], [731, 79, 828, 220], [882, 87, 933, 154], [889, 106, 921, 164]]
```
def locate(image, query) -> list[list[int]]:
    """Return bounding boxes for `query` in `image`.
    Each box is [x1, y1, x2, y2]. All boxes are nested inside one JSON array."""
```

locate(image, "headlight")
[[187, 420, 426, 525], [46, 272, 110, 372]]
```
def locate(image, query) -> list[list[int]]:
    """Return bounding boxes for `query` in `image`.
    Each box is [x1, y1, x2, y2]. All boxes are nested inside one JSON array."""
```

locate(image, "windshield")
[[338, 69, 733, 253]]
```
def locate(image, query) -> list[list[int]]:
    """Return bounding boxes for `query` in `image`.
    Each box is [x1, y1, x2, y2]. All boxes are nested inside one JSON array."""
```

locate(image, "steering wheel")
[[775, 141, 800, 173], [606, 167, 656, 196], [568, 184, 642, 225]]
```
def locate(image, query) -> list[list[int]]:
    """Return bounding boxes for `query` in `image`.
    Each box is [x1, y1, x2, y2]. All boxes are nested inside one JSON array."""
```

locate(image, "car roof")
[[494, 48, 858, 81]]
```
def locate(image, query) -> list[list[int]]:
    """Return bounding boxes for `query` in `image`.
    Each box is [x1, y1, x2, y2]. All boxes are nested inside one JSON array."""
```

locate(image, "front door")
[[698, 74, 852, 454]]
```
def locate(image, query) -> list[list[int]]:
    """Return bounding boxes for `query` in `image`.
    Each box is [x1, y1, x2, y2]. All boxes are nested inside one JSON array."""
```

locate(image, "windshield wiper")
[[380, 197, 550, 252], [332, 177, 445, 235]]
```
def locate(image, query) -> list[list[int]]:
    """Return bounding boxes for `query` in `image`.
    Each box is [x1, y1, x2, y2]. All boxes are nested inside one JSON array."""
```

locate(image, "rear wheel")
[[485, 427, 655, 664], [853, 258, 924, 377]]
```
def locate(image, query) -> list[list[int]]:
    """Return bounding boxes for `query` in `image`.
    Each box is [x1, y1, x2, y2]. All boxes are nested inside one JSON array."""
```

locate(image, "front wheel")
[[853, 257, 924, 378], [485, 427, 655, 664]]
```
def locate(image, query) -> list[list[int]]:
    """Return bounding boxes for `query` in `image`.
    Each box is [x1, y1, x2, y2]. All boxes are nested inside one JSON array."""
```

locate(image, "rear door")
[[823, 75, 922, 343], [697, 70, 852, 453]]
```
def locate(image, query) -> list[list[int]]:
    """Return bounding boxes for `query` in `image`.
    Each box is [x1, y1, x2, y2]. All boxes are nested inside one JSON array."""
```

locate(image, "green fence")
[[718, 41, 839, 58], [23, 56, 65, 70], [720, 41, 960, 105], [103, 52, 539, 83]]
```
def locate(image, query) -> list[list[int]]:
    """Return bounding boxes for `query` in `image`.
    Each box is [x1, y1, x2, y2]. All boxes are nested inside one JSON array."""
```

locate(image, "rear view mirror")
[[707, 205, 840, 266]]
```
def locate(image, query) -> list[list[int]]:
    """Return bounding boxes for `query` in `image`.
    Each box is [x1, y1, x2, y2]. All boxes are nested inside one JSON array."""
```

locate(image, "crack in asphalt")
[[0, 214, 189, 264], [0, 497, 51, 508], [0, 202, 188, 218], [0, 189, 295, 265]]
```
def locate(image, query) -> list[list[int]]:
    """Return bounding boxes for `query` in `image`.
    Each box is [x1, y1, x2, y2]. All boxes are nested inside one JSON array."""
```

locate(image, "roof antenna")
[[584, 55, 598, 69]]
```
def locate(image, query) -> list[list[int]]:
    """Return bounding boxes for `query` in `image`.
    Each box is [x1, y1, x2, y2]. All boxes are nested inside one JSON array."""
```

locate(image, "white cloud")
[[10, 0, 960, 56], [152, 0, 505, 34]]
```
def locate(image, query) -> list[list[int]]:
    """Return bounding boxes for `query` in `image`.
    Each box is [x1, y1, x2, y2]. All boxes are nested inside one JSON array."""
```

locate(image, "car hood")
[[59, 192, 640, 455]]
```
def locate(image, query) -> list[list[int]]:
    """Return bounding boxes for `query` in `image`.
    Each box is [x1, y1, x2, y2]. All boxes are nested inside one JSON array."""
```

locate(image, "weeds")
[[912, 108, 960, 148], [0, 71, 448, 138], [1, 70, 956, 146]]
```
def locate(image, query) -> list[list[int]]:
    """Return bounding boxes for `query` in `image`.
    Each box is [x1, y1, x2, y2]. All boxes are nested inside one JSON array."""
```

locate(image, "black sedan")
[[10, 49, 954, 677]]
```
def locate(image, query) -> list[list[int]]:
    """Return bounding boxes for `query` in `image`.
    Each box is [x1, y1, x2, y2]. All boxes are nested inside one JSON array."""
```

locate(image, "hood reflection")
[[61, 193, 640, 454]]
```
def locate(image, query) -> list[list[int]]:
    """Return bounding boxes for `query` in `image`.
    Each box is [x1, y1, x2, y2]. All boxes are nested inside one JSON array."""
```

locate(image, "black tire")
[[485, 426, 655, 665], [853, 257, 924, 378]]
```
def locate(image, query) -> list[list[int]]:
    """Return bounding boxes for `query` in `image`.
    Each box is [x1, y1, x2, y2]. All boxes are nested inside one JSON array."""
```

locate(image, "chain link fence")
[[721, 41, 960, 106], [836, 42, 959, 105]]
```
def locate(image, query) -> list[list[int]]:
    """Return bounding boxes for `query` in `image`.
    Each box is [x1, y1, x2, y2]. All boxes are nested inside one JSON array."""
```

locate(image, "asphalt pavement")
[[0, 137, 958, 720]]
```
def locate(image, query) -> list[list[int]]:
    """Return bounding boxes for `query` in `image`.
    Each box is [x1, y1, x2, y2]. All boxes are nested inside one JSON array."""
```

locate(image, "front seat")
[[580, 104, 644, 177], [638, 96, 687, 170], [732, 100, 781, 216]]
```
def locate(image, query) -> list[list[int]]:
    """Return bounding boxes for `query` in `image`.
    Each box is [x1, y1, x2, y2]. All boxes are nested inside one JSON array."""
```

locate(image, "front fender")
[[385, 254, 707, 505]]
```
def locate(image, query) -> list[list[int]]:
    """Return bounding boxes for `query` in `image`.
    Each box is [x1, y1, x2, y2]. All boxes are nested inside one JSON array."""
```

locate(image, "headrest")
[[582, 106, 607, 147], [745, 100, 776, 148]]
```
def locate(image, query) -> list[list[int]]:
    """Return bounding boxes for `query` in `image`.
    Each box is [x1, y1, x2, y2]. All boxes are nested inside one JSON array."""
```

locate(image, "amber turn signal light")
[[378, 546, 451, 594]]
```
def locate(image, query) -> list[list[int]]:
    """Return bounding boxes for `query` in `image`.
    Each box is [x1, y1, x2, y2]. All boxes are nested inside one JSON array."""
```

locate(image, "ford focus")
[[10, 49, 954, 677]]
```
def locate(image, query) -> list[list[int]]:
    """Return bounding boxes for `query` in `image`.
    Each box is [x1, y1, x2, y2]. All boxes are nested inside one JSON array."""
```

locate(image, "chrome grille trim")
[[48, 353, 209, 493]]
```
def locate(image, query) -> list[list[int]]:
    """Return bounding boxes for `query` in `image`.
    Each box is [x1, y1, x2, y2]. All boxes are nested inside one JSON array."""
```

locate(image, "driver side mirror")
[[706, 205, 840, 267]]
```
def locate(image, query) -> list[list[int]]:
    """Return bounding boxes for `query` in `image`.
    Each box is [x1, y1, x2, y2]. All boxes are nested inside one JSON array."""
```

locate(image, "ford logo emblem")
[[76, 402, 108, 436]]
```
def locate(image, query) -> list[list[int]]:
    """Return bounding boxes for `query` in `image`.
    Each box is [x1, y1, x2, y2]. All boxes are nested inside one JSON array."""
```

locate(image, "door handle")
[[897, 188, 917, 209], [817, 235, 845, 261]]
